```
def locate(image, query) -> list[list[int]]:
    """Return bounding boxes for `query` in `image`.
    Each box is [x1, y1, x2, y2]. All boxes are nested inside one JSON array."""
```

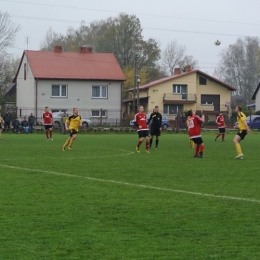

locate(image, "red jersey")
[[187, 115, 203, 138], [134, 113, 149, 131], [43, 111, 53, 125], [216, 115, 226, 128]]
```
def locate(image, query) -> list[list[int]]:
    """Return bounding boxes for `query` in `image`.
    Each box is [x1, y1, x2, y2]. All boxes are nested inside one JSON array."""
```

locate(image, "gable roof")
[[127, 70, 236, 92], [252, 82, 260, 100], [14, 50, 126, 81]]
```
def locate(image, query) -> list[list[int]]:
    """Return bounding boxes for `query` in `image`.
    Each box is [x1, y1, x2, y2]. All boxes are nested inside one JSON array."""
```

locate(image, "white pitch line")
[[2, 164, 260, 204]]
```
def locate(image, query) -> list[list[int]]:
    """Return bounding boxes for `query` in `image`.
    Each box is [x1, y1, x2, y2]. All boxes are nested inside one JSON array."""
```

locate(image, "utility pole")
[[133, 55, 138, 113]]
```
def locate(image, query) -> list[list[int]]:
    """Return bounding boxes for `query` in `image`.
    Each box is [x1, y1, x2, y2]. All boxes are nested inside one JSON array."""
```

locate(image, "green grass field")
[[0, 131, 260, 260]]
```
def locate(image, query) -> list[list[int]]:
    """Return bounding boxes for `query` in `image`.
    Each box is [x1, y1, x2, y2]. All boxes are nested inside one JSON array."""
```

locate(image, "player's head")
[[73, 108, 78, 115], [219, 112, 223, 116], [138, 105, 144, 113], [45, 106, 49, 112], [187, 109, 195, 117], [154, 106, 159, 112], [235, 105, 242, 113]]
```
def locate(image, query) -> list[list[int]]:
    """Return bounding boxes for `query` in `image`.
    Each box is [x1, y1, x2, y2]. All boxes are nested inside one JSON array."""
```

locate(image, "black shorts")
[[191, 137, 203, 145], [237, 130, 247, 140], [69, 129, 78, 137], [219, 128, 226, 133], [44, 124, 52, 130], [138, 130, 149, 138], [150, 126, 161, 136]]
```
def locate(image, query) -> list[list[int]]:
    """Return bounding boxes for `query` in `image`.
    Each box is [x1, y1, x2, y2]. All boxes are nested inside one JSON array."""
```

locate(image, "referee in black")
[[147, 106, 162, 149]]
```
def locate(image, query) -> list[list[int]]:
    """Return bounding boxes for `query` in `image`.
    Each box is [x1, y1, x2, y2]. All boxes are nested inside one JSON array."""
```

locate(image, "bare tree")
[[0, 11, 20, 53], [161, 40, 186, 75]]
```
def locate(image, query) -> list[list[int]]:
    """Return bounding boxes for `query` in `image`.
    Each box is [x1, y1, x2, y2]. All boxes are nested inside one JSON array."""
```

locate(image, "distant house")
[[11, 46, 126, 124], [252, 82, 260, 111], [125, 66, 236, 120]]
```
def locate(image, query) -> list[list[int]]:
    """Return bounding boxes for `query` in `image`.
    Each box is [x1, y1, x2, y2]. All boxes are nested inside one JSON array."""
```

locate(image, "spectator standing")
[[28, 113, 35, 133], [61, 112, 68, 134], [21, 117, 29, 133], [3, 109, 12, 132]]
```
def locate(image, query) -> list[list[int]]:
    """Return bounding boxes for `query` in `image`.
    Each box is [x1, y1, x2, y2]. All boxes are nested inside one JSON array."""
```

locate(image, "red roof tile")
[[23, 50, 126, 81]]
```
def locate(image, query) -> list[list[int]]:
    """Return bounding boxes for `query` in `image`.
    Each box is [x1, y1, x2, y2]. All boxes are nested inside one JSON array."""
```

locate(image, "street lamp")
[[136, 77, 140, 108]]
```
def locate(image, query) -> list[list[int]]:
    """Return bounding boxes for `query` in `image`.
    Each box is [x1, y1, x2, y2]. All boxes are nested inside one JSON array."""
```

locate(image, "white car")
[[52, 112, 92, 128]]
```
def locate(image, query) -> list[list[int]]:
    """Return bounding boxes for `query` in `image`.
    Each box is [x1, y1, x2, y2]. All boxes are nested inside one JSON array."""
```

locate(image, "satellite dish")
[[215, 40, 221, 46]]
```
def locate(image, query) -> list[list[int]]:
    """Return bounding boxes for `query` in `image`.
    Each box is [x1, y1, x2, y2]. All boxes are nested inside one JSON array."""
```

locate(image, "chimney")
[[79, 47, 93, 53], [54, 45, 62, 53], [174, 68, 181, 75], [185, 65, 191, 73]]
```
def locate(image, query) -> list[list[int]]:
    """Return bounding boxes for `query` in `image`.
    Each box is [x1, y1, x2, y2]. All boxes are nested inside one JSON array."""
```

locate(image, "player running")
[[215, 112, 226, 141], [62, 108, 82, 151], [186, 109, 205, 158], [42, 106, 53, 140], [134, 105, 150, 153]]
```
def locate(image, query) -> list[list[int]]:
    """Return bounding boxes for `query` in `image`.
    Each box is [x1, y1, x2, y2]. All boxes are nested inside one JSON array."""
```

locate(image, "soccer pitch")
[[0, 131, 259, 259]]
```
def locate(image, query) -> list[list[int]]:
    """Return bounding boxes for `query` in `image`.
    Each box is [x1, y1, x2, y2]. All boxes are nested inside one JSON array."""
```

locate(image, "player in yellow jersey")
[[233, 105, 251, 159], [62, 108, 82, 151]]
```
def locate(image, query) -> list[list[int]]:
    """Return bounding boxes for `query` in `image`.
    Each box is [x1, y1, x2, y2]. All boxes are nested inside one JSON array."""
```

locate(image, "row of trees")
[[1, 11, 260, 105]]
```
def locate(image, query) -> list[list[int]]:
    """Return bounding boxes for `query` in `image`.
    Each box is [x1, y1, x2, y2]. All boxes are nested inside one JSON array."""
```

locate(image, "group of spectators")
[[1, 109, 36, 134]]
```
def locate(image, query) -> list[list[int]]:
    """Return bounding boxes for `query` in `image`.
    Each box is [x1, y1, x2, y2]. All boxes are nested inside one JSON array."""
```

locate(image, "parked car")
[[52, 112, 92, 128], [234, 115, 260, 129], [130, 114, 169, 129]]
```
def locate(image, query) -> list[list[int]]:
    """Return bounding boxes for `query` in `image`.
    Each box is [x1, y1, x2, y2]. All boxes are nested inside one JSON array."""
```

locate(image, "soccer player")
[[186, 116, 195, 148], [42, 106, 53, 140], [186, 109, 205, 158], [147, 106, 162, 149], [62, 108, 82, 151], [233, 105, 251, 159], [134, 105, 150, 153], [215, 112, 226, 141]]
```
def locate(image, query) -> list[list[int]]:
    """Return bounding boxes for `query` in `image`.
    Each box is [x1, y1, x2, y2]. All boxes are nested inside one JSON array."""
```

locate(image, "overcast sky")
[[1, 0, 260, 75]]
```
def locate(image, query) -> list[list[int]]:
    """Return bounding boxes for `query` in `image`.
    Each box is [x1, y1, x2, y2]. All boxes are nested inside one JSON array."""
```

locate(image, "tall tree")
[[0, 11, 20, 53], [215, 37, 260, 104]]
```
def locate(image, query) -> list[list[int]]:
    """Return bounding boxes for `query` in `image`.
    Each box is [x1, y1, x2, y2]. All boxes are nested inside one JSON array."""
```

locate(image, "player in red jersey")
[[215, 112, 226, 141], [134, 105, 150, 153], [186, 109, 205, 158], [42, 106, 53, 140]]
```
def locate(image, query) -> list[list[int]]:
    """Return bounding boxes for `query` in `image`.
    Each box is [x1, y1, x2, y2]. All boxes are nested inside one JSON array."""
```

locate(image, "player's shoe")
[[49, 138, 53, 141], [68, 146, 72, 151], [155, 146, 158, 149], [235, 154, 243, 159], [62, 146, 66, 151], [194, 155, 199, 158], [136, 146, 140, 153], [145, 149, 150, 153], [198, 152, 204, 158]]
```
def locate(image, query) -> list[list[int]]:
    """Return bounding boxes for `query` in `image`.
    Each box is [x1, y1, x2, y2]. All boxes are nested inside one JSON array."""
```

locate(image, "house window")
[[24, 63, 26, 80], [91, 110, 107, 117], [199, 76, 207, 85], [92, 85, 107, 98], [163, 104, 183, 115], [173, 84, 187, 100], [52, 85, 67, 97]]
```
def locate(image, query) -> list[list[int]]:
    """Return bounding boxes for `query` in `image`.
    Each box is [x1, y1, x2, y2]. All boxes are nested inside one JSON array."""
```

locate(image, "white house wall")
[[255, 90, 260, 111]]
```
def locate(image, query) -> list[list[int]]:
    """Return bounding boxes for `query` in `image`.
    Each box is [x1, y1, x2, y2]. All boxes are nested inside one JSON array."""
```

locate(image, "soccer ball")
[[215, 40, 221, 46]]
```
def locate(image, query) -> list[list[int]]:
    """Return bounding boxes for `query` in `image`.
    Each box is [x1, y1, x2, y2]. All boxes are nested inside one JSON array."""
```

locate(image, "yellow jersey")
[[237, 112, 247, 131], [66, 115, 82, 131]]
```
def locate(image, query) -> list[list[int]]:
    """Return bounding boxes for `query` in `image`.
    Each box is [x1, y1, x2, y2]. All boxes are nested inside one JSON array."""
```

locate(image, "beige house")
[[125, 66, 236, 120]]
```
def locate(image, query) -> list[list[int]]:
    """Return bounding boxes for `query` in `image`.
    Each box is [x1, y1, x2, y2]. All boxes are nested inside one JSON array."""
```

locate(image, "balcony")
[[163, 93, 197, 104], [196, 104, 229, 112]]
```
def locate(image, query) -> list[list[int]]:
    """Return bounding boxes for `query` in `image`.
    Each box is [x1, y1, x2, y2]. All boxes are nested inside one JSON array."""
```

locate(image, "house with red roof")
[[12, 46, 126, 124], [125, 66, 236, 120]]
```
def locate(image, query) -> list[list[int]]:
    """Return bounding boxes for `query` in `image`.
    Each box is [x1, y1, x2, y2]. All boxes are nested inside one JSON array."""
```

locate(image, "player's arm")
[[79, 117, 82, 127], [65, 118, 69, 130], [42, 114, 45, 125], [147, 113, 153, 125], [200, 110, 205, 123]]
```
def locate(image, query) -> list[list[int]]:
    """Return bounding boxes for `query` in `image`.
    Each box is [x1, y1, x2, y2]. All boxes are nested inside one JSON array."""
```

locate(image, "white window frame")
[[91, 110, 107, 118], [92, 85, 108, 98], [51, 84, 67, 98]]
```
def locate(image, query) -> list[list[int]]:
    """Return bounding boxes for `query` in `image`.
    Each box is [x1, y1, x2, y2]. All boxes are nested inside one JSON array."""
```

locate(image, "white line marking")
[[2, 164, 260, 203]]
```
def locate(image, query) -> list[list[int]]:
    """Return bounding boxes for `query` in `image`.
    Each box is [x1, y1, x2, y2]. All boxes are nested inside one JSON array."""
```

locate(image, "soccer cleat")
[[68, 146, 72, 150], [62, 146, 66, 151], [49, 138, 53, 141], [198, 152, 204, 158], [145, 149, 150, 153], [194, 155, 199, 158], [235, 154, 244, 159], [155, 146, 158, 149], [136, 146, 140, 153]]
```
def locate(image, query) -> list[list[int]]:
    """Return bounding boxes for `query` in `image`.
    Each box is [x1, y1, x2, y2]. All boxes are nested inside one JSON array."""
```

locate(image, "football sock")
[[156, 139, 159, 147], [199, 144, 204, 153], [215, 134, 221, 139], [222, 134, 225, 141], [63, 139, 70, 147], [195, 145, 199, 156], [137, 140, 143, 148], [235, 143, 242, 155], [49, 130, 52, 138], [150, 138, 153, 146], [146, 141, 149, 150], [45, 130, 49, 138], [69, 139, 74, 147]]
